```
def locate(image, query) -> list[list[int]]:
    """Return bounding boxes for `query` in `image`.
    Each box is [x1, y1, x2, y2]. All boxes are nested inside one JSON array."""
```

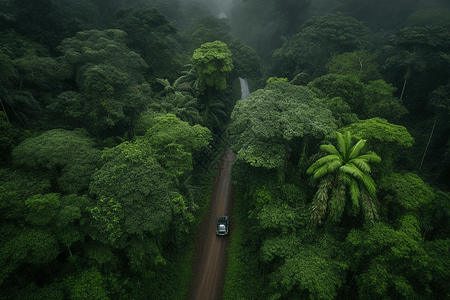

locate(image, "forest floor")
[[186, 147, 236, 300]]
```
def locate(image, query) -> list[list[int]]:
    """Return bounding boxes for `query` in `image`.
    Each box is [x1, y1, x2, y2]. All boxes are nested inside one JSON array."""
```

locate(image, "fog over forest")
[[1, 0, 450, 300]]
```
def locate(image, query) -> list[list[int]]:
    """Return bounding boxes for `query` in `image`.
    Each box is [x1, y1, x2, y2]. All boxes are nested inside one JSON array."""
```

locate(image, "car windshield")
[[219, 224, 225, 231]]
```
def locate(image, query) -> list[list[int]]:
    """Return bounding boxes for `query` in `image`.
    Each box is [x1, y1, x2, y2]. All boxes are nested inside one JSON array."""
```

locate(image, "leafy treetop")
[[229, 82, 337, 170], [271, 11, 373, 79], [326, 50, 382, 83], [192, 40, 234, 93]]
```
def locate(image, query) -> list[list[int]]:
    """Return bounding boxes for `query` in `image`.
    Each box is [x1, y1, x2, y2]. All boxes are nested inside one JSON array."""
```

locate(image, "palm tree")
[[199, 99, 227, 130], [173, 64, 199, 94], [167, 92, 202, 125], [155, 64, 199, 98], [306, 131, 381, 225]]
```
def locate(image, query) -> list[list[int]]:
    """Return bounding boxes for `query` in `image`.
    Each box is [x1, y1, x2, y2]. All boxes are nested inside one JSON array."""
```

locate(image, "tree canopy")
[[12, 128, 101, 194], [229, 81, 337, 170], [192, 40, 234, 93], [271, 12, 374, 79]]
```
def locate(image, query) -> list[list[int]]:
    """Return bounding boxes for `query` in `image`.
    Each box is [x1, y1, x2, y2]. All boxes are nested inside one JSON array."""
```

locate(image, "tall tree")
[[12, 128, 101, 194], [306, 131, 381, 225], [192, 40, 234, 93], [199, 98, 228, 130], [228, 81, 337, 181], [53, 29, 151, 135]]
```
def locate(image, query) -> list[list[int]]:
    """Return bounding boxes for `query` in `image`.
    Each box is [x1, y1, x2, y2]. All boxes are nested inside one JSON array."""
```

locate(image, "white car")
[[216, 216, 229, 235]]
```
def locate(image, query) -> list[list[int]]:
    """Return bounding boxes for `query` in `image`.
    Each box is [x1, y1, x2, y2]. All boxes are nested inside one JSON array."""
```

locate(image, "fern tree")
[[199, 98, 227, 130], [306, 131, 381, 225]]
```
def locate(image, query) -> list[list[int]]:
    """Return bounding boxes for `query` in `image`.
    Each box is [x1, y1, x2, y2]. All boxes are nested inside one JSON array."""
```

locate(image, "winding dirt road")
[[187, 148, 236, 300]]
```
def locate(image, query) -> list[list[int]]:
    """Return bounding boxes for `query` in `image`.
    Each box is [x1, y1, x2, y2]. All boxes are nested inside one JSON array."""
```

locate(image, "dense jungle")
[[1, 0, 450, 299]]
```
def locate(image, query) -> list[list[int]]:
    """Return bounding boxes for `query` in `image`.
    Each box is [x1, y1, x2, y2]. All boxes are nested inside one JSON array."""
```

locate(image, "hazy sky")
[[213, 0, 233, 14], [208, 0, 235, 18]]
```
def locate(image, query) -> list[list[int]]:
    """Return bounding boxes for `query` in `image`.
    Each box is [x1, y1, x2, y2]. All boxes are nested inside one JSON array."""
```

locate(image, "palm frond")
[[344, 131, 352, 155], [312, 164, 331, 179], [337, 172, 352, 186], [336, 131, 346, 158], [348, 158, 371, 173], [319, 144, 341, 157], [326, 159, 342, 174], [173, 75, 190, 87], [155, 78, 171, 88], [360, 173, 377, 199], [348, 138, 367, 160], [206, 101, 225, 109], [357, 153, 381, 163], [306, 154, 341, 175], [340, 164, 364, 181]]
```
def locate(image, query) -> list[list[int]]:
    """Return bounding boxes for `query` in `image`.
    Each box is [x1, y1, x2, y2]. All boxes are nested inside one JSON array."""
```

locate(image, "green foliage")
[[56, 194, 89, 249], [307, 131, 381, 225], [257, 203, 307, 234], [6, 0, 103, 50], [390, 25, 450, 52], [229, 82, 337, 170], [192, 40, 234, 93], [341, 118, 414, 147], [266, 231, 348, 300], [290, 72, 312, 86], [428, 82, 450, 116], [0, 45, 42, 125], [0, 48, 16, 122], [141, 114, 211, 179], [407, 9, 450, 31], [53, 29, 151, 134], [89, 197, 124, 245], [126, 238, 166, 275], [199, 97, 228, 130], [13, 50, 71, 91], [0, 111, 18, 164], [0, 29, 50, 60], [133, 109, 160, 136], [228, 0, 317, 60], [271, 12, 374, 79], [157, 92, 202, 126], [185, 17, 233, 52], [379, 173, 434, 223], [152, 77, 202, 125], [12, 282, 65, 300], [12, 129, 101, 194], [308, 74, 408, 122], [346, 223, 435, 299], [89, 114, 209, 247], [89, 142, 171, 244], [266, 77, 288, 83], [0, 169, 52, 224], [65, 267, 110, 300], [25, 193, 60, 226], [299, 11, 373, 50], [340, 118, 414, 173], [116, 7, 183, 82], [223, 188, 267, 300], [227, 39, 263, 85], [58, 29, 147, 82], [376, 25, 450, 109], [326, 50, 382, 83], [424, 239, 450, 298], [0, 227, 59, 283]]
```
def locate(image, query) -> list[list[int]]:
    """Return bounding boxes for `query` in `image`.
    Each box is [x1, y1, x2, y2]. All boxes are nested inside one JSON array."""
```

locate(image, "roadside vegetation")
[[0, 1, 449, 299]]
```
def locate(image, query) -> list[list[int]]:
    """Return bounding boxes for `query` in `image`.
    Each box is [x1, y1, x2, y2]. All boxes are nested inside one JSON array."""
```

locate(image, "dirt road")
[[187, 148, 236, 300]]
